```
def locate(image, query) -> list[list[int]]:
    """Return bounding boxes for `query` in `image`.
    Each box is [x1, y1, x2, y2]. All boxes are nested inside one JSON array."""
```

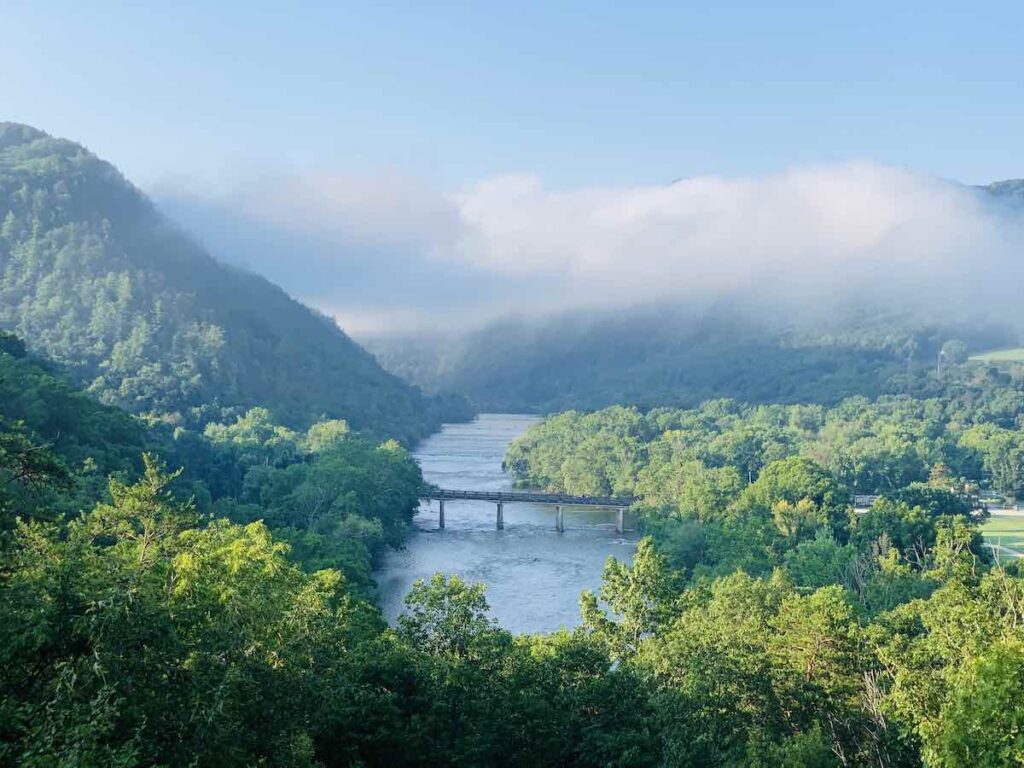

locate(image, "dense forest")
[[3, 325, 1024, 764], [0, 123, 470, 442], [504, 365, 1024, 578], [496, 363, 1024, 765], [367, 305, 1019, 413], [0, 334, 423, 588], [504, 362, 1024, 501]]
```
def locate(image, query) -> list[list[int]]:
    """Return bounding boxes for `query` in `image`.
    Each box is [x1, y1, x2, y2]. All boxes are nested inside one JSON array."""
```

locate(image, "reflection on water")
[[374, 413, 637, 634]]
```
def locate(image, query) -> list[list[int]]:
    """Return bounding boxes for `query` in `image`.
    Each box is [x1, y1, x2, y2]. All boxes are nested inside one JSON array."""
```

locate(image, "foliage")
[[4, 122, 1024, 762], [0, 340, 425, 593], [3, 353, 1024, 765], [507, 392, 1024, 506]]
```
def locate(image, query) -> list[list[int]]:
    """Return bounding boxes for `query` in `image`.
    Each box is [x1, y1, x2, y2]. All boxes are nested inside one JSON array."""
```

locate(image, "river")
[[374, 413, 637, 634]]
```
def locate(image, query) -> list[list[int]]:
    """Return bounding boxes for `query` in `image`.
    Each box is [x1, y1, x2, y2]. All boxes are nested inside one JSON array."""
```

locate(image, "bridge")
[[419, 487, 634, 533]]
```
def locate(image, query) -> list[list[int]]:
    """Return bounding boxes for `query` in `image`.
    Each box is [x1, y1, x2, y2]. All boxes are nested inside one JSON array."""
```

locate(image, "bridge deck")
[[422, 488, 633, 508]]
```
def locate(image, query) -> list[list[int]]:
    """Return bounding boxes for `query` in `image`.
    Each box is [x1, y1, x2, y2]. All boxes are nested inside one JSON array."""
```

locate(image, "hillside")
[[0, 123, 468, 441], [366, 175, 1024, 415], [367, 306, 1018, 413]]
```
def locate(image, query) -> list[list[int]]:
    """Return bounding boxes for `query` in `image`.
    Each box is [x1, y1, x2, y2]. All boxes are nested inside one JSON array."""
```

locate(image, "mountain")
[[368, 176, 1024, 414], [366, 305, 1018, 414], [0, 123, 469, 442]]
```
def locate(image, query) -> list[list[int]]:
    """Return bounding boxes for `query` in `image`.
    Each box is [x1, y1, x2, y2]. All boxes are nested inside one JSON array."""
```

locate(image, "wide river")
[[375, 413, 637, 634]]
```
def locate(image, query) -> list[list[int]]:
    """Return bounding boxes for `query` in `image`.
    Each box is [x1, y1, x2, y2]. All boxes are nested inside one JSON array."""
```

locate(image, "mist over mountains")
[[157, 163, 1024, 413], [7, 120, 1020, 420], [363, 303, 1017, 412], [157, 164, 1024, 339]]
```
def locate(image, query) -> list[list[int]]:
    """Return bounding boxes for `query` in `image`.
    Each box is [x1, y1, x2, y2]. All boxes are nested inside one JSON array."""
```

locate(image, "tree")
[[772, 498, 821, 540], [783, 531, 858, 590], [303, 418, 350, 453], [960, 424, 1024, 498], [931, 639, 1024, 767], [84, 453, 196, 567], [733, 456, 849, 542], [767, 587, 863, 734], [874, 559, 1024, 765], [0, 457, 373, 766], [640, 571, 792, 765], [580, 538, 681, 657], [854, 491, 985, 570], [940, 339, 968, 366], [398, 574, 499, 659], [0, 418, 68, 523]]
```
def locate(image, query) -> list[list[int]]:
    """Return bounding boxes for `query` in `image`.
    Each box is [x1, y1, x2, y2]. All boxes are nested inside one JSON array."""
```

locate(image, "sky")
[[6, 2, 1024, 334]]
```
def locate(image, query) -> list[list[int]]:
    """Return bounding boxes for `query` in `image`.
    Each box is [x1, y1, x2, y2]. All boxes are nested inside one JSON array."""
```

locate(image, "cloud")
[[155, 163, 1024, 335], [453, 164, 1018, 305]]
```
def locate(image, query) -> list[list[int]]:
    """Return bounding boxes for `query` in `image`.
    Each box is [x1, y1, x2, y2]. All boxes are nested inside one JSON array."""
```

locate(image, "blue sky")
[[6, 1, 1023, 189]]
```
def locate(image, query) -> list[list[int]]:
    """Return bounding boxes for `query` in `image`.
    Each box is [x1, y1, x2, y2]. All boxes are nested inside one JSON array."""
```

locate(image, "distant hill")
[[366, 306, 1018, 414], [368, 176, 1024, 414], [0, 123, 469, 442]]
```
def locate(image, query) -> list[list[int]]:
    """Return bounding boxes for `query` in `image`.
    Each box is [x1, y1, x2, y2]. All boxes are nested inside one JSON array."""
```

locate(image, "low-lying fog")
[[156, 164, 1024, 339]]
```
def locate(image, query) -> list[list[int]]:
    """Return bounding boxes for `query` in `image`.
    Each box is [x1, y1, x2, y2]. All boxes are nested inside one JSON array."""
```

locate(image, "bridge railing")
[[419, 486, 634, 532], [420, 487, 634, 508]]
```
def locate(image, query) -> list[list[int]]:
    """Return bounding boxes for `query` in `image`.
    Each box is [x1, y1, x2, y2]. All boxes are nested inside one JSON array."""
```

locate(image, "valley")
[[3, 38, 1024, 761]]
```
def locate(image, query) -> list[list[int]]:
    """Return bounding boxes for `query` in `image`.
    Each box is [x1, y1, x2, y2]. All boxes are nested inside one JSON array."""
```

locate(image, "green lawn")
[[970, 348, 1024, 363], [982, 515, 1024, 557]]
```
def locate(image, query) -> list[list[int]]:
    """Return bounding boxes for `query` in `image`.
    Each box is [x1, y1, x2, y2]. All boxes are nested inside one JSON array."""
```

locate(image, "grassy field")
[[982, 515, 1024, 557], [970, 348, 1024, 363]]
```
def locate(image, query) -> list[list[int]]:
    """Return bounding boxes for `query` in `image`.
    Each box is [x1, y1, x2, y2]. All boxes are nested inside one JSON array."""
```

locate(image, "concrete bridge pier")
[[438, 499, 445, 529], [616, 507, 626, 535], [555, 505, 564, 533], [496, 501, 504, 530]]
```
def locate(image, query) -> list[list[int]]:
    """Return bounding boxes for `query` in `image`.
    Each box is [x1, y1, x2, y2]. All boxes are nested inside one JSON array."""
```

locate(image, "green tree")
[[581, 538, 681, 657], [931, 639, 1024, 767], [398, 573, 498, 660], [733, 456, 849, 542]]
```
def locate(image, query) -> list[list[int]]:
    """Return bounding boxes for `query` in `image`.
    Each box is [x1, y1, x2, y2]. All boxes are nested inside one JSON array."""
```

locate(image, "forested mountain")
[[0, 123, 469, 442], [367, 306, 1017, 413], [365, 175, 1024, 415]]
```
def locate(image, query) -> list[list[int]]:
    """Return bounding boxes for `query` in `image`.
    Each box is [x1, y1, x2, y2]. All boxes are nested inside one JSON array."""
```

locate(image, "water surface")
[[375, 413, 637, 634]]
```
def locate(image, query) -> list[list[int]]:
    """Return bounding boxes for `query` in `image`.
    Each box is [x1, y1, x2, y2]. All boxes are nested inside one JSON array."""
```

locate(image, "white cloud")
[[159, 162, 1024, 333], [450, 164, 1012, 305]]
